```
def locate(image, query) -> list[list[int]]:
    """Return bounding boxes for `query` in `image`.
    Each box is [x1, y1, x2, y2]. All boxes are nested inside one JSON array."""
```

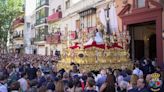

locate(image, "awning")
[[47, 12, 62, 22]]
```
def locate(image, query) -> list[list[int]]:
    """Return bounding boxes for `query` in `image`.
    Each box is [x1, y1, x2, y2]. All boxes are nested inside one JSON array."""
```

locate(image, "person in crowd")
[[0, 74, 8, 92], [37, 86, 47, 92], [96, 69, 107, 88], [7, 65, 19, 86], [113, 69, 124, 90], [55, 80, 65, 92], [87, 72, 95, 79], [124, 69, 132, 82], [118, 80, 128, 92], [81, 70, 88, 85], [127, 74, 139, 92], [10, 81, 20, 92], [67, 77, 83, 92], [46, 75, 55, 92], [36, 69, 46, 88], [133, 63, 143, 78], [0, 53, 163, 92], [145, 74, 152, 84], [18, 72, 29, 92], [71, 65, 80, 77], [25, 63, 38, 80], [62, 72, 70, 87], [120, 66, 128, 78], [66, 79, 74, 92], [85, 77, 97, 92], [27, 80, 38, 92], [106, 67, 113, 75], [136, 78, 149, 92], [140, 59, 149, 75], [100, 74, 115, 92]]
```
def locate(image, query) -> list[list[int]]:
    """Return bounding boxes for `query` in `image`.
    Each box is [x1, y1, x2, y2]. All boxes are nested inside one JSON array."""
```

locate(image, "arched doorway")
[[149, 34, 156, 59], [128, 21, 156, 60], [118, 0, 163, 66]]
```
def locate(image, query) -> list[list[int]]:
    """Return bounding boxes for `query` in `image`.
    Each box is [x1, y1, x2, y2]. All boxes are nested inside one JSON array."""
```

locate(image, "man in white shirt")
[[133, 63, 143, 78], [0, 75, 8, 92], [0, 84, 7, 92], [18, 72, 28, 92]]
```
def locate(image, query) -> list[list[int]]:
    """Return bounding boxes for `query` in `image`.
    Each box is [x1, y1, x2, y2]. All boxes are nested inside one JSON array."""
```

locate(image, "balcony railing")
[[46, 32, 61, 44], [35, 18, 47, 26], [47, 12, 62, 22], [34, 35, 46, 42], [13, 18, 24, 27], [13, 34, 23, 39], [36, 0, 49, 9]]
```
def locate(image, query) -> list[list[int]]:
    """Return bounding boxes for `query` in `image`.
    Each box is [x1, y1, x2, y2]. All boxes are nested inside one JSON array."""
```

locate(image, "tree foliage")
[[0, 0, 23, 52]]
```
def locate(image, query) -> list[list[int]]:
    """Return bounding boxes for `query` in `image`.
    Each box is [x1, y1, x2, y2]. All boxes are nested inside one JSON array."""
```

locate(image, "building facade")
[[45, 0, 164, 67], [46, 0, 102, 55], [14, 0, 164, 67], [115, 0, 164, 67], [46, 0, 64, 55], [34, 0, 49, 55], [11, 15, 24, 53]]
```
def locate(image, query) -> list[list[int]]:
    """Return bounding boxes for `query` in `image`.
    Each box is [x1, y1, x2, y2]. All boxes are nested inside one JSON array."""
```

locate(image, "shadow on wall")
[[160, 0, 164, 8]]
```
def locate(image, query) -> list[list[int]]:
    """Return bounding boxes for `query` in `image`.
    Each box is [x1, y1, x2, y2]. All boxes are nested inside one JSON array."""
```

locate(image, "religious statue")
[[84, 28, 104, 45]]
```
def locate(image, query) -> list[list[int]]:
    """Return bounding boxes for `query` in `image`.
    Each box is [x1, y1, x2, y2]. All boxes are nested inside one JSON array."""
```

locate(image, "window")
[[52, 8, 55, 13], [66, 0, 70, 9], [76, 20, 80, 29], [36, 0, 40, 7], [27, 23, 30, 29], [36, 7, 48, 25], [136, 0, 145, 8], [57, 5, 61, 12], [36, 0, 49, 8], [36, 12, 40, 20], [40, 8, 45, 18], [41, 0, 46, 5]]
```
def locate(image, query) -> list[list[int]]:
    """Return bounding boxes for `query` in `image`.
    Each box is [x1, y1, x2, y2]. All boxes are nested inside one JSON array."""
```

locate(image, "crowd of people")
[[0, 53, 163, 92]]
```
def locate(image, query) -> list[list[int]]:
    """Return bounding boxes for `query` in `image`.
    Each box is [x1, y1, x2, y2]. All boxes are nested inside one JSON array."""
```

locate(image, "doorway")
[[149, 34, 156, 59], [129, 21, 156, 60]]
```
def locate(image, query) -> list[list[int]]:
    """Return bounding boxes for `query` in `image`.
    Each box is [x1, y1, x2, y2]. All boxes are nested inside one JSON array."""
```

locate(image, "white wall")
[[37, 46, 45, 55], [60, 0, 101, 32], [60, 15, 79, 31], [49, 0, 64, 15], [25, 0, 36, 16], [63, 0, 101, 17]]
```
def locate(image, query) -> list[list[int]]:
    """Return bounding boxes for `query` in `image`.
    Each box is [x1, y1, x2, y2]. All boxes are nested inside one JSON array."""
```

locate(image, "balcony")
[[35, 18, 47, 26], [12, 18, 24, 28], [47, 12, 62, 23], [36, 0, 49, 10], [46, 32, 61, 44], [34, 35, 46, 42], [13, 34, 23, 39]]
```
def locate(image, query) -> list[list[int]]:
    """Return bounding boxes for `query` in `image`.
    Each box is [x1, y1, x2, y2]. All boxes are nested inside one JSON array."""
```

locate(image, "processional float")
[[57, 4, 133, 71]]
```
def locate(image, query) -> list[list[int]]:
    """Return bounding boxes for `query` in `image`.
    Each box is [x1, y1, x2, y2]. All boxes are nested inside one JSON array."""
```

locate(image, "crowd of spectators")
[[0, 53, 163, 92]]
